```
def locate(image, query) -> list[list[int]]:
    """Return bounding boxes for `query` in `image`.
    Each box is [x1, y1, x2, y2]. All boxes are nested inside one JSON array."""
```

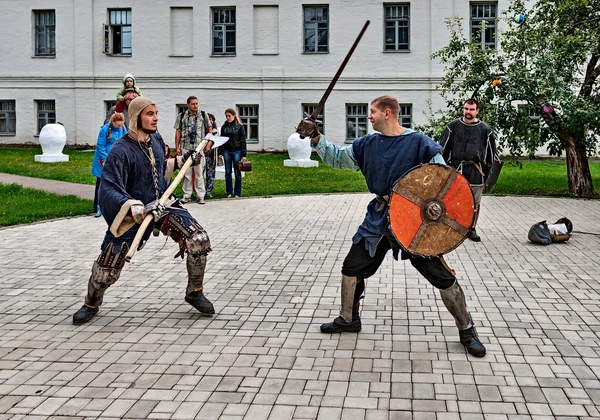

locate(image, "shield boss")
[[388, 164, 475, 257]]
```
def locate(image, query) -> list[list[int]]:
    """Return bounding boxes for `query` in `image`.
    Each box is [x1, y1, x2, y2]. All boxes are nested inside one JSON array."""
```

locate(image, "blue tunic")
[[98, 133, 194, 253], [313, 130, 443, 260]]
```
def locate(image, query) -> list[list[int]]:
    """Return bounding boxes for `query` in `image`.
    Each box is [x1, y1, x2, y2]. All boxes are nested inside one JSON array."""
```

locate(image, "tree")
[[424, 0, 600, 197]]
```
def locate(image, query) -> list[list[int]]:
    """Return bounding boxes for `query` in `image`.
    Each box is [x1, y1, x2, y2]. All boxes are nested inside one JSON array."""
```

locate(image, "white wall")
[[0, 0, 510, 150]]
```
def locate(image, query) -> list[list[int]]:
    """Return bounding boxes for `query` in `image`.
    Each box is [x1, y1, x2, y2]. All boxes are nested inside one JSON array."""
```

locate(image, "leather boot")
[[321, 301, 361, 333], [468, 229, 481, 242], [459, 324, 486, 357], [185, 253, 215, 315], [73, 305, 99, 324]]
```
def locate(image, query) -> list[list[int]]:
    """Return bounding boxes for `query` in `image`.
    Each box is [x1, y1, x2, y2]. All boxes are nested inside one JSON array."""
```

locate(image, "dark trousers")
[[93, 177, 101, 211], [341, 238, 456, 291], [205, 151, 216, 196]]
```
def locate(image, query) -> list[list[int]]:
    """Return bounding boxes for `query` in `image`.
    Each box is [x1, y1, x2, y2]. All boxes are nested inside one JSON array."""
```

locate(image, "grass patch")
[[0, 147, 96, 185], [492, 160, 600, 197], [0, 147, 599, 198], [0, 183, 92, 227]]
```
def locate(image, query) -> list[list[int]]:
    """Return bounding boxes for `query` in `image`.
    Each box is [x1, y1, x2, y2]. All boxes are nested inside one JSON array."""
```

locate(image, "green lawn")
[[0, 147, 599, 201], [0, 183, 92, 227]]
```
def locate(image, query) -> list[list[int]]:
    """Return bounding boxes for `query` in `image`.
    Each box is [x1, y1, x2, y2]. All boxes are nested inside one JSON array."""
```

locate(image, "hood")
[[122, 73, 136, 85], [128, 97, 155, 141]]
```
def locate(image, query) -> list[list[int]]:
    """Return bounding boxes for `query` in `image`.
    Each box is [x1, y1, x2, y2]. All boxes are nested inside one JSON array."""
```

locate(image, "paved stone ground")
[[0, 193, 599, 419]]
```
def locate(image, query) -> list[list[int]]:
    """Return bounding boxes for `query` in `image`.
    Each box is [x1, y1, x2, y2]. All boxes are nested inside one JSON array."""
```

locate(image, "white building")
[[0, 0, 508, 150]]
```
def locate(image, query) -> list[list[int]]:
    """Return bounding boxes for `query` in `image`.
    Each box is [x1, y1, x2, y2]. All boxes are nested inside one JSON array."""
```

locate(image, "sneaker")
[[73, 305, 99, 324], [459, 325, 486, 357], [320, 313, 362, 333], [197, 198, 205, 204], [185, 291, 215, 314], [227, 194, 232, 198], [468, 229, 481, 242], [180, 197, 191, 204], [94, 207, 102, 217]]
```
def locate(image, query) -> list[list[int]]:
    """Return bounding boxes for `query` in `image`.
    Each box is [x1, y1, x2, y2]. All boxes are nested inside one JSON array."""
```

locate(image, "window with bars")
[[34, 10, 56, 57], [103, 9, 132, 55], [302, 104, 325, 134], [384, 4, 410, 51], [399, 104, 412, 128], [176, 104, 187, 118], [303, 6, 329, 53], [36, 100, 55, 135], [0, 101, 16, 136], [105, 100, 117, 116], [212, 8, 236, 55], [470, 3, 497, 50], [238, 105, 258, 143], [345, 104, 368, 143]]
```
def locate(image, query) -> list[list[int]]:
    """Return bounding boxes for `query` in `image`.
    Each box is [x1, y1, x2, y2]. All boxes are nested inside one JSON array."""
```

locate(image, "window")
[[470, 3, 497, 49], [302, 104, 325, 134], [104, 9, 132, 55], [176, 104, 187, 117], [384, 4, 409, 51], [34, 10, 55, 57], [399, 103, 412, 128], [104, 100, 117, 116], [303, 6, 329, 53], [238, 105, 258, 143], [212, 8, 236, 55], [36, 100, 56, 134], [0, 101, 16, 136], [346, 104, 368, 143]]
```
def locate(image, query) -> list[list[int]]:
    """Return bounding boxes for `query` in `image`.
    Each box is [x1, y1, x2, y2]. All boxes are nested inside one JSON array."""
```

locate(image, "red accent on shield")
[[388, 164, 475, 257]]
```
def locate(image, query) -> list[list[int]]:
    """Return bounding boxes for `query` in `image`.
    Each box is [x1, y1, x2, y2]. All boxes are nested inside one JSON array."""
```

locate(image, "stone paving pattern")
[[0, 193, 599, 419]]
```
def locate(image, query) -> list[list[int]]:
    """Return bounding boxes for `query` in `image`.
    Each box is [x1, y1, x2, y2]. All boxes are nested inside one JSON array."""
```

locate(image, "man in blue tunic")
[[297, 95, 486, 357], [73, 97, 215, 324]]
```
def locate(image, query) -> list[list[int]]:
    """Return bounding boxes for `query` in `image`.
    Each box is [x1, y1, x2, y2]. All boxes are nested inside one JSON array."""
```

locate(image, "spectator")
[[174, 96, 212, 204], [204, 113, 218, 198], [116, 73, 142, 102], [105, 90, 138, 129], [91, 112, 127, 217], [219, 108, 247, 198]]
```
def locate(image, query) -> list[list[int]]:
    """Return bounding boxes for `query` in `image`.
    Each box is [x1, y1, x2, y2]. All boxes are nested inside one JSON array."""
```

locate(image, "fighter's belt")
[[388, 163, 475, 257]]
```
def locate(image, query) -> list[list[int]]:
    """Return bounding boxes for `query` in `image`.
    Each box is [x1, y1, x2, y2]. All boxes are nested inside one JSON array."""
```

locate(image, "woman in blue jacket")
[[91, 112, 127, 216]]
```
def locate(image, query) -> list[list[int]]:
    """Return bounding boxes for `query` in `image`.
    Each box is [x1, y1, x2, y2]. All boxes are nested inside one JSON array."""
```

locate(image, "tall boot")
[[468, 204, 482, 242], [184, 253, 215, 314], [73, 244, 127, 324], [320, 276, 363, 333], [440, 280, 486, 357]]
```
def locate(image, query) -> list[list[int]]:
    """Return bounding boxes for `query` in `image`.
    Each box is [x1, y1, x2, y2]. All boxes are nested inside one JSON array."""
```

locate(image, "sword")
[[309, 20, 371, 121]]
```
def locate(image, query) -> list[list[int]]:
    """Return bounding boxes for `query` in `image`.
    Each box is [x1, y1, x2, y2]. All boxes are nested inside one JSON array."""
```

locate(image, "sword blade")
[[310, 20, 370, 120]]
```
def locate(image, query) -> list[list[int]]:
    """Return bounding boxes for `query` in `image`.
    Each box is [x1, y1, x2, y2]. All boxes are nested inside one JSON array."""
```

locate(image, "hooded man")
[[73, 96, 216, 324]]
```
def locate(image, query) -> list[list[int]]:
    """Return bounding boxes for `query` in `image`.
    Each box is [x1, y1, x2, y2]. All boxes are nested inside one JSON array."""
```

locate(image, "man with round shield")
[[296, 95, 486, 357]]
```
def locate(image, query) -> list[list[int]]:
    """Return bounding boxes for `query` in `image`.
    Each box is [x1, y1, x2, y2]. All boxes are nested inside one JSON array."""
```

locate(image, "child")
[[116, 73, 141, 101]]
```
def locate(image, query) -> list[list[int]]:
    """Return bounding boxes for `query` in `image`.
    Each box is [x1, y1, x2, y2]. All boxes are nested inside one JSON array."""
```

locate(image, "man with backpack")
[[174, 96, 212, 204]]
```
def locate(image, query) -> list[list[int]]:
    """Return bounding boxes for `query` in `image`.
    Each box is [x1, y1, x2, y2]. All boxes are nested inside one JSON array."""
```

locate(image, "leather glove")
[[183, 150, 202, 166], [296, 113, 321, 139], [144, 200, 166, 222], [130, 201, 165, 224]]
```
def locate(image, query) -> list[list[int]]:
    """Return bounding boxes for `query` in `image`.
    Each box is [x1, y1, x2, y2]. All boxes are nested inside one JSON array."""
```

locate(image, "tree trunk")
[[560, 131, 596, 197]]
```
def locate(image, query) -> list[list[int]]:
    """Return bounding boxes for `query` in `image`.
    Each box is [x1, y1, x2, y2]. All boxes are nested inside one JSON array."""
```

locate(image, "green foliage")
[[424, 0, 600, 158], [0, 183, 92, 227]]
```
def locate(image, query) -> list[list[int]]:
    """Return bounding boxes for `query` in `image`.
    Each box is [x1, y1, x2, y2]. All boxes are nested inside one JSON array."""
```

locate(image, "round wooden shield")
[[388, 164, 475, 257]]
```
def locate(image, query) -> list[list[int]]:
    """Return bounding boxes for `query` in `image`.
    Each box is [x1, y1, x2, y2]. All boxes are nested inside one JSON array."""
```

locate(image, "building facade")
[[0, 0, 508, 150]]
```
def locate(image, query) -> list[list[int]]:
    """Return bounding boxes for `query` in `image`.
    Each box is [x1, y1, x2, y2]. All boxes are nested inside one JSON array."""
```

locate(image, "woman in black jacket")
[[219, 108, 247, 197]]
